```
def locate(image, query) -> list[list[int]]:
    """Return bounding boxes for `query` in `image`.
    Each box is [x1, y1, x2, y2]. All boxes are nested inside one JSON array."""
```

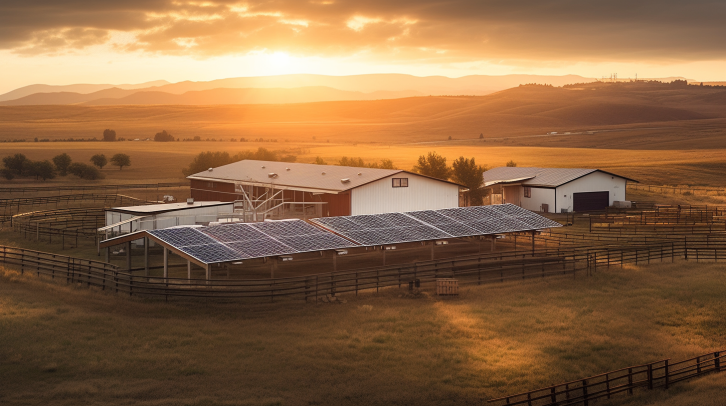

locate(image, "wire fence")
[[0, 194, 147, 225], [488, 350, 724, 406], [10, 207, 106, 249]]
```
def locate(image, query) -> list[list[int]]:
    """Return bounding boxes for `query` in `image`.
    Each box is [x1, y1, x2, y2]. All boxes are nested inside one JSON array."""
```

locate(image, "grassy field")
[[2, 137, 726, 187], [1, 259, 724, 406]]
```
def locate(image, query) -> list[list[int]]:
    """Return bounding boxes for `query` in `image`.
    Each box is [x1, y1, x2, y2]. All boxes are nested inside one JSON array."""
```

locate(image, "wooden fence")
[[10, 208, 106, 249], [0, 193, 147, 224], [488, 350, 724, 406], [3, 237, 726, 301], [629, 183, 726, 197], [0, 181, 189, 195]]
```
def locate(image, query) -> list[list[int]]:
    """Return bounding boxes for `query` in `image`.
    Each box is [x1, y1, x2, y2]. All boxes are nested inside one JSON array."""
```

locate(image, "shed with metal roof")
[[483, 167, 637, 213]]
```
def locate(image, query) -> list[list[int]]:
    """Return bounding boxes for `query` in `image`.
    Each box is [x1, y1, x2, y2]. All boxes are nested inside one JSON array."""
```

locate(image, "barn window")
[[207, 182, 214, 188], [524, 187, 531, 198], [392, 178, 409, 188]]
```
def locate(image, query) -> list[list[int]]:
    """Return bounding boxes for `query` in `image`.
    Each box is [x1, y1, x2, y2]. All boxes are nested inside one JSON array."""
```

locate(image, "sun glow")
[[270, 52, 291, 68]]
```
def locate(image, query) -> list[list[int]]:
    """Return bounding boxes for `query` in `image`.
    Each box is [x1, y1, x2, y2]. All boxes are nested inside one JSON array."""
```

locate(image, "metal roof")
[[483, 167, 637, 188], [108, 201, 231, 215], [187, 160, 463, 193]]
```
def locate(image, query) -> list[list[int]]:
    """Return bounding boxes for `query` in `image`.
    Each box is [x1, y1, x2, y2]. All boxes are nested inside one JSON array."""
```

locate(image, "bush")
[[68, 163, 104, 180], [1, 168, 14, 180], [506, 160, 517, 167], [182, 148, 297, 176], [2, 153, 27, 175]]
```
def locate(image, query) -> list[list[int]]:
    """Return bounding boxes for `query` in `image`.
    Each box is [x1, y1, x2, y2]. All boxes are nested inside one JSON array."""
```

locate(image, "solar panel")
[[179, 243, 246, 263], [148, 227, 217, 247], [203, 223, 268, 242], [277, 234, 351, 252], [143, 204, 561, 264], [251, 220, 323, 237], [405, 210, 480, 237], [227, 239, 293, 258]]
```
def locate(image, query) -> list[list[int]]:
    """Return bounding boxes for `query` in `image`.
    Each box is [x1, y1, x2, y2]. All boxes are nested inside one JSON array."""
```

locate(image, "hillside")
[[0, 84, 723, 144], [0, 73, 594, 105]]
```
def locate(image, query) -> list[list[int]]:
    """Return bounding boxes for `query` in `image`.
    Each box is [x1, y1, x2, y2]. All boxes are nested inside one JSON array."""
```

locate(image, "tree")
[[110, 153, 131, 170], [506, 160, 517, 167], [1, 168, 14, 180], [413, 151, 450, 180], [338, 157, 366, 167], [451, 156, 486, 206], [103, 129, 116, 141], [313, 156, 327, 165], [90, 154, 107, 169], [479, 133, 484, 139], [52, 153, 72, 176], [378, 159, 396, 169], [182, 151, 234, 176], [2, 153, 27, 175], [68, 163, 104, 180], [27, 160, 56, 181], [154, 130, 175, 142]]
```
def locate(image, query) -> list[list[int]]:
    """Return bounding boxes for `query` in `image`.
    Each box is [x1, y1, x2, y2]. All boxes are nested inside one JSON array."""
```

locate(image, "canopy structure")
[[100, 204, 562, 267]]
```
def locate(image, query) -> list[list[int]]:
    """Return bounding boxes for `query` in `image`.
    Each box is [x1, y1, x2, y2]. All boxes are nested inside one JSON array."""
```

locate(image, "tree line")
[[1, 153, 131, 181]]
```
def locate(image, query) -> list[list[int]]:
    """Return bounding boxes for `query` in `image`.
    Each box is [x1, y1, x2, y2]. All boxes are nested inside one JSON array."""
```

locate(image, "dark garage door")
[[573, 191, 609, 212]]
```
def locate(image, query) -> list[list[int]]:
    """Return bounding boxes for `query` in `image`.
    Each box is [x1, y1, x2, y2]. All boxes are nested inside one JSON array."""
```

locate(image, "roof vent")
[[187, 198, 194, 205], [268, 173, 278, 178], [341, 178, 350, 183], [358, 172, 362, 176], [286, 168, 290, 171], [322, 172, 326, 175], [208, 168, 213, 172], [261, 165, 265, 169]]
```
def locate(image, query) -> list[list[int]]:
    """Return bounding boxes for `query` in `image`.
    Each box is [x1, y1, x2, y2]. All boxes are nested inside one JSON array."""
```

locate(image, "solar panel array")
[[149, 220, 352, 264], [146, 204, 561, 264], [311, 204, 562, 246]]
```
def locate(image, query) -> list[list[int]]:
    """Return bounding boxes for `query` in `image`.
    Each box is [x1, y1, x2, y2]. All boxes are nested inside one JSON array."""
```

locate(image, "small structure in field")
[[186, 160, 465, 219], [483, 167, 637, 213]]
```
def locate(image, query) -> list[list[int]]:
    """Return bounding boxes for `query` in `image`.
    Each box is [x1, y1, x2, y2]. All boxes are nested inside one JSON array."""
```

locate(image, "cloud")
[[1, 0, 725, 62]]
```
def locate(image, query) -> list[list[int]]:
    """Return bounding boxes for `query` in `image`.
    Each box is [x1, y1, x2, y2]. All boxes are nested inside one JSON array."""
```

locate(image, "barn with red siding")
[[186, 160, 464, 219]]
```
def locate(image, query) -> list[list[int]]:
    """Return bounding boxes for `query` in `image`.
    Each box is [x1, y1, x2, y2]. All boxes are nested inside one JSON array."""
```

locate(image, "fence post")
[[582, 379, 589, 406], [550, 387, 556, 403], [664, 360, 669, 389], [647, 363, 653, 390], [628, 368, 633, 395], [716, 352, 721, 372], [697, 356, 701, 374]]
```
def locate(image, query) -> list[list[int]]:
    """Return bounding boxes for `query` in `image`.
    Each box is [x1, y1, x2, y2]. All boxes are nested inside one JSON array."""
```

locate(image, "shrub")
[[52, 153, 72, 176], [68, 163, 104, 180], [103, 129, 116, 141]]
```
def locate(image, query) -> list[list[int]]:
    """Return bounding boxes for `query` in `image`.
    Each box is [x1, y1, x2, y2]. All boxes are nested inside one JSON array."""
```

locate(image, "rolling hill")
[[0, 84, 722, 144]]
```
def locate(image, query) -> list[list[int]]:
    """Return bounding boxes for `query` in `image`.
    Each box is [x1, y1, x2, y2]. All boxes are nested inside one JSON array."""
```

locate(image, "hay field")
[[1, 260, 724, 406]]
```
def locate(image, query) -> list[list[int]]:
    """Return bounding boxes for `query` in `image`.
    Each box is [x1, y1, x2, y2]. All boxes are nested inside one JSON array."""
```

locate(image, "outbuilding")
[[187, 160, 465, 218], [482, 167, 637, 213]]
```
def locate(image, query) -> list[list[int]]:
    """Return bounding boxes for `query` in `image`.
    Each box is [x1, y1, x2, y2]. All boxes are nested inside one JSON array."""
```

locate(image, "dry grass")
[[2, 137, 726, 187], [1, 260, 724, 405]]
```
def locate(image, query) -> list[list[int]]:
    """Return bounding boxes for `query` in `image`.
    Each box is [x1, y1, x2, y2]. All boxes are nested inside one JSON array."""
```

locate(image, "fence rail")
[[628, 183, 726, 197], [3, 237, 726, 301], [488, 350, 724, 406], [0, 181, 189, 194]]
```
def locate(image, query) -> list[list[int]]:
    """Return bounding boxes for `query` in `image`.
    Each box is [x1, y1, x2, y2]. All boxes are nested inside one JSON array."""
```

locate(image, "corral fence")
[[0, 193, 147, 225], [488, 350, 724, 406], [10, 208, 106, 249], [628, 183, 726, 197], [0, 181, 189, 195], [3, 238, 726, 301]]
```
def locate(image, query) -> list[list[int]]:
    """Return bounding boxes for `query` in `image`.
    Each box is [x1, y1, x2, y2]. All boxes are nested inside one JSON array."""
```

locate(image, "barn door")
[[573, 191, 609, 212]]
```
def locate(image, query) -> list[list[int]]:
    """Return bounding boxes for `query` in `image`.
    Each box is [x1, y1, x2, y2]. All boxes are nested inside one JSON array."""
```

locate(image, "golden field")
[[1, 260, 725, 406]]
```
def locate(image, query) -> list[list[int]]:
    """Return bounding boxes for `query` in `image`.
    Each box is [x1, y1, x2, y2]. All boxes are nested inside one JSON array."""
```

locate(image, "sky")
[[2, 0, 726, 93]]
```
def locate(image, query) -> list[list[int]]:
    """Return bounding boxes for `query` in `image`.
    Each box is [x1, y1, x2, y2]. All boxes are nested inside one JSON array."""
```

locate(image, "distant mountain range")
[[0, 74, 694, 106]]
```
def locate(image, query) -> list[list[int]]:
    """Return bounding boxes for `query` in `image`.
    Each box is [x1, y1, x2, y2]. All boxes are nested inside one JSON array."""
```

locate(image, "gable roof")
[[483, 167, 637, 188], [187, 160, 463, 193]]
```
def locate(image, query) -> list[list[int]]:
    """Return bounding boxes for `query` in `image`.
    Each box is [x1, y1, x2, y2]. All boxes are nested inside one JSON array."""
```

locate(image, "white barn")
[[187, 160, 464, 218], [483, 167, 637, 213]]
